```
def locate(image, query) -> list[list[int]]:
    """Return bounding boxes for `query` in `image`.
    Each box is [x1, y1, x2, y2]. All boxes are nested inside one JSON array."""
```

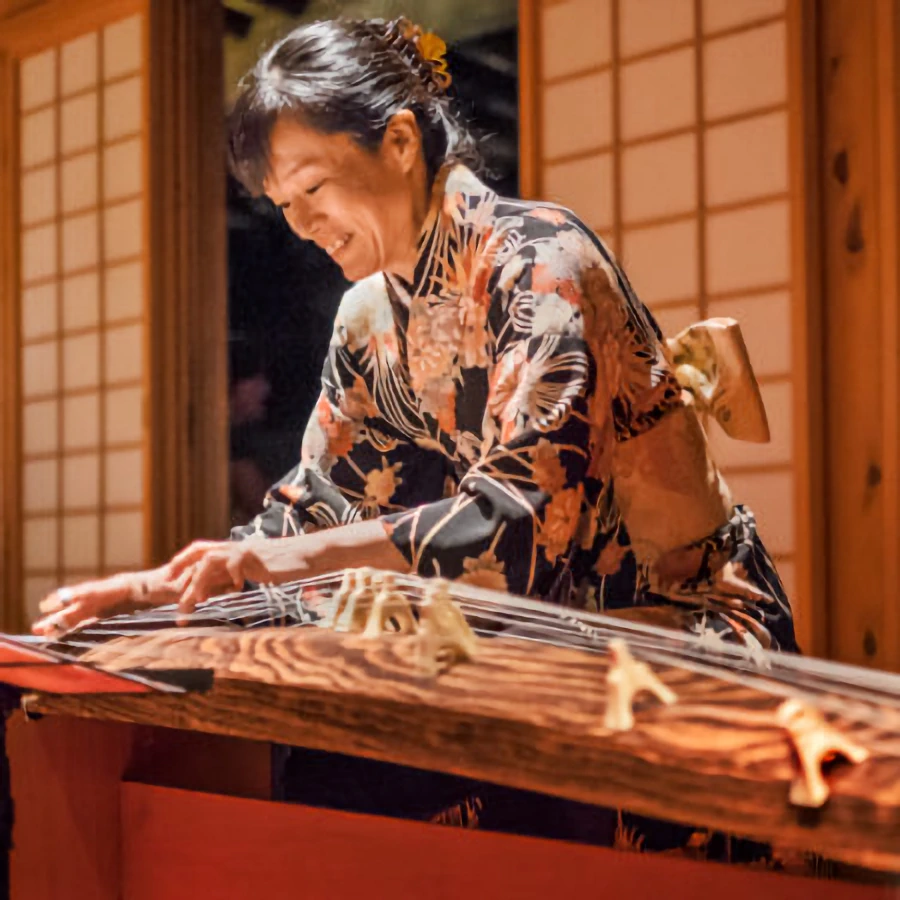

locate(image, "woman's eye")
[[306, 182, 323, 196]]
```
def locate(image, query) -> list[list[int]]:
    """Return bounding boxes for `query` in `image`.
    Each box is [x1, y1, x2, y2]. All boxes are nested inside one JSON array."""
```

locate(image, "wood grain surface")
[[28, 627, 900, 873]]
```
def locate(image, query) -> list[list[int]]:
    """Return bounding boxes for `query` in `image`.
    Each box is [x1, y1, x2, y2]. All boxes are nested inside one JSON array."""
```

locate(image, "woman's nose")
[[282, 203, 308, 238], [283, 202, 322, 241]]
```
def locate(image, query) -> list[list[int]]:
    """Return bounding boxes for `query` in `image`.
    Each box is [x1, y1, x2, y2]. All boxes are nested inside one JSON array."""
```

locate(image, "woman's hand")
[[32, 521, 410, 633], [169, 522, 410, 618], [166, 540, 279, 618], [31, 567, 188, 637]]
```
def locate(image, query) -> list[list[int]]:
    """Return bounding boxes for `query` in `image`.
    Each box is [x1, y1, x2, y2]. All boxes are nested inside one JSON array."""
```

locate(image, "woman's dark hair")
[[227, 17, 481, 195]]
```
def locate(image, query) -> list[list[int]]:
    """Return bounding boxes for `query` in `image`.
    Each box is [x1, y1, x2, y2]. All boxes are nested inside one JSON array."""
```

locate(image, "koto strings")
[[41, 569, 900, 732]]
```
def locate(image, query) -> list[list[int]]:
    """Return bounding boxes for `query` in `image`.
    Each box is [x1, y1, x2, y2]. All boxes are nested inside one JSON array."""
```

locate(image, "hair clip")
[[417, 31, 452, 90], [398, 18, 452, 91]]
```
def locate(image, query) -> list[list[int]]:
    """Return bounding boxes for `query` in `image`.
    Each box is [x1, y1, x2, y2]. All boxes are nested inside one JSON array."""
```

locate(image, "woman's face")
[[264, 112, 427, 282]]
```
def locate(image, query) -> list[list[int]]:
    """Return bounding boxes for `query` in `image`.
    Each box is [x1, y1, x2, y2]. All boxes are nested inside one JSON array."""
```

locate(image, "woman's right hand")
[[31, 567, 185, 637]]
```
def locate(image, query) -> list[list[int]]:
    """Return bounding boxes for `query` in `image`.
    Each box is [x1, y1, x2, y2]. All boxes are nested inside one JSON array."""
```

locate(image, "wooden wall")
[[816, 0, 900, 669]]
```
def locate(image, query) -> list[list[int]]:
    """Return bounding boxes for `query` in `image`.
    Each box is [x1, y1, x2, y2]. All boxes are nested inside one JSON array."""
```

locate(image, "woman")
[[35, 17, 795, 654], [32, 15, 798, 862]]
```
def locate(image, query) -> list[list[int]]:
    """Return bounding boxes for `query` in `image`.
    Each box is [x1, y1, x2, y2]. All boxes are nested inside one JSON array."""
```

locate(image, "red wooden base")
[[6, 713, 893, 900], [121, 783, 893, 900]]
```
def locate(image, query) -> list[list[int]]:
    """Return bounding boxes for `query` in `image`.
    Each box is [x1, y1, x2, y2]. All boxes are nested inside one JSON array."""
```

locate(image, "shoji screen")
[[529, 0, 801, 611], [17, 13, 147, 623]]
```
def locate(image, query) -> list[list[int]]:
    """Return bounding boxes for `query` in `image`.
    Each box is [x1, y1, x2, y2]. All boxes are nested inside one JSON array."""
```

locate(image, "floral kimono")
[[241, 164, 807, 869], [235, 163, 796, 654]]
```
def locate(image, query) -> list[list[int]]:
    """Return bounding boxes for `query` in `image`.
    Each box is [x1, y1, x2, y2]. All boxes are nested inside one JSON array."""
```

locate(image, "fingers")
[[167, 540, 221, 580], [32, 600, 90, 637], [225, 551, 247, 591], [32, 580, 115, 636], [175, 549, 245, 624]]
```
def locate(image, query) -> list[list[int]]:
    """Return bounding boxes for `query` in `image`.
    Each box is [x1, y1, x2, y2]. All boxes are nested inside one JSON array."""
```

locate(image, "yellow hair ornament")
[[399, 18, 452, 91], [418, 31, 452, 90]]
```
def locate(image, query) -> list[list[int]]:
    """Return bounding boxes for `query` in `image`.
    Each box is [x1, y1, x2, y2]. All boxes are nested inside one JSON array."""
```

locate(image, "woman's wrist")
[[121, 565, 180, 609], [327, 519, 411, 574], [285, 520, 410, 581]]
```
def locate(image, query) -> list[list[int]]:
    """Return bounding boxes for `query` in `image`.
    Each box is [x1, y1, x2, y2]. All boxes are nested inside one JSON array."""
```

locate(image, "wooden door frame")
[[146, 0, 229, 562], [0, 0, 228, 632]]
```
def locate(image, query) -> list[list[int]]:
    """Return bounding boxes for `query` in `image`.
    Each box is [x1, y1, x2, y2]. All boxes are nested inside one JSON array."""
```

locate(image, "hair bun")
[[386, 17, 452, 94]]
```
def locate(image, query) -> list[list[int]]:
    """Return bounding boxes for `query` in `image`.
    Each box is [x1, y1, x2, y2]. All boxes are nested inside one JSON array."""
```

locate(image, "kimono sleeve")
[[382, 231, 611, 596], [231, 340, 449, 543]]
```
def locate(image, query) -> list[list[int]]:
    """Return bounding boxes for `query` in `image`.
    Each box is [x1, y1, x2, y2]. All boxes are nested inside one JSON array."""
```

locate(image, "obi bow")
[[665, 317, 770, 443]]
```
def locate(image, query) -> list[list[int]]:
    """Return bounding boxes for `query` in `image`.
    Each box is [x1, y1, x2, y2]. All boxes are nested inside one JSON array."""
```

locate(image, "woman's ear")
[[381, 110, 422, 173]]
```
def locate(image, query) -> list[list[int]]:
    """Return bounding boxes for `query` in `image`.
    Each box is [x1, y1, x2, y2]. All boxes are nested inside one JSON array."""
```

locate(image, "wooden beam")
[[517, 0, 539, 198], [874, 0, 900, 671], [147, 0, 229, 561], [29, 627, 900, 874], [818, 0, 900, 668], [0, 44, 23, 635], [786, 0, 826, 658]]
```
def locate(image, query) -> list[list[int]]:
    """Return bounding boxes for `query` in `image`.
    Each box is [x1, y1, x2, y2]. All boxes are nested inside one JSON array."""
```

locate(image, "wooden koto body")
[[28, 625, 900, 874]]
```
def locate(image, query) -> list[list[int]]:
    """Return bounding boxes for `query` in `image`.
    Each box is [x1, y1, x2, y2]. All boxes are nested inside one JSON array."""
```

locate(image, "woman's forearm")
[[250, 519, 411, 583]]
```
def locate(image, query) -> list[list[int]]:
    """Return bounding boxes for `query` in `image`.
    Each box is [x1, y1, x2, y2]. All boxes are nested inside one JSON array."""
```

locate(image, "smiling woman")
[[227, 18, 479, 281], [31, 13, 797, 863]]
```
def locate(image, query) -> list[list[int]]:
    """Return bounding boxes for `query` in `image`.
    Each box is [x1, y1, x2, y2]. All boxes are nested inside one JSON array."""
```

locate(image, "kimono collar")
[[387, 163, 492, 298]]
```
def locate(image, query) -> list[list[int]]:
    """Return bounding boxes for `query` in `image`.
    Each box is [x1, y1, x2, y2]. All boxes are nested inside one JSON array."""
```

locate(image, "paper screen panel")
[[648, 302, 701, 340], [63, 333, 101, 390], [702, 0, 785, 34], [619, 0, 693, 57], [535, 0, 797, 590], [104, 511, 145, 569], [105, 261, 143, 321], [706, 200, 790, 294], [724, 470, 795, 557], [24, 460, 59, 513], [621, 220, 698, 304], [63, 513, 101, 570], [21, 166, 57, 226], [541, 0, 611, 81], [621, 132, 697, 223], [22, 283, 58, 340], [63, 454, 101, 510], [103, 15, 143, 80], [62, 271, 101, 330], [707, 289, 791, 376], [19, 49, 56, 112], [20, 107, 57, 169], [22, 342, 58, 399], [61, 32, 99, 95], [542, 72, 613, 160], [705, 111, 788, 206], [703, 23, 787, 120], [103, 77, 141, 141], [24, 517, 58, 570], [16, 14, 148, 611], [61, 152, 99, 214], [619, 48, 695, 141], [708, 380, 793, 469], [543, 153, 614, 230]]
